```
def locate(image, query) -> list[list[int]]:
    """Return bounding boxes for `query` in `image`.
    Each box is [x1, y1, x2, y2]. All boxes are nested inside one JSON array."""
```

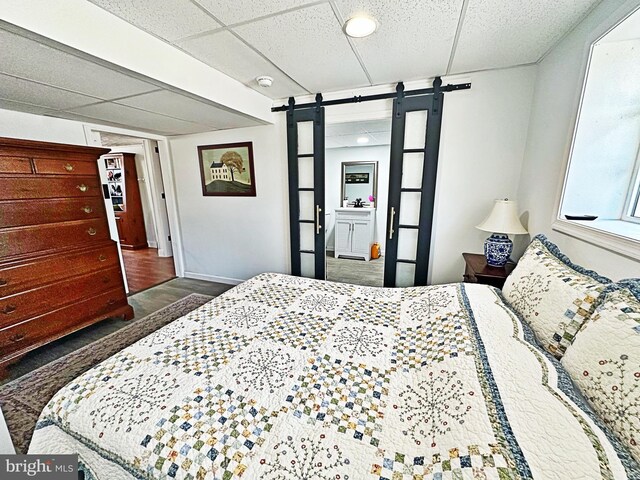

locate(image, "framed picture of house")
[[197, 142, 257, 197]]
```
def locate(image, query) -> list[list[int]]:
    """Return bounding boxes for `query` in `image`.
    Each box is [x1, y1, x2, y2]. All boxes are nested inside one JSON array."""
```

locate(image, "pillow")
[[561, 281, 640, 462], [502, 234, 611, 358]]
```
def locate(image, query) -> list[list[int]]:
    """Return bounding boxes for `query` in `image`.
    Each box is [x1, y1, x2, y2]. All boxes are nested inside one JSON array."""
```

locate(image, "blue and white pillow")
[[561, 280, 640, 462], [502, 234, 611, 358]]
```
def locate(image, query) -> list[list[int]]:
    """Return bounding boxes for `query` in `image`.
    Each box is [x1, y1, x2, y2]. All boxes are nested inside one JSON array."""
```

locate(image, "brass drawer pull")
[[77, 184, 88, 192], [87, 227, 97, 236], [82, 206, 93, 214], [64, 163, 74, 172], [98, 254, 107, 262], [107, 298, 116, 306], [102, 276, 110, 284], [9, 333, 25, 343], [0, 279, 7, 287], [1, 304, 17, 314]]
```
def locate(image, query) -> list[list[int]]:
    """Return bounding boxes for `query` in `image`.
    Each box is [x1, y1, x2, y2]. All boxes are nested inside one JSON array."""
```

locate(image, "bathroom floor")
[[325, 251, 384, 286]]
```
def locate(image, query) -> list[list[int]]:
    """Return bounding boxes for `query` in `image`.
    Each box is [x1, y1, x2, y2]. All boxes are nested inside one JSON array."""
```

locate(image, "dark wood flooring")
[[1, 278, 233, 384], [122, 247, 176, 294]]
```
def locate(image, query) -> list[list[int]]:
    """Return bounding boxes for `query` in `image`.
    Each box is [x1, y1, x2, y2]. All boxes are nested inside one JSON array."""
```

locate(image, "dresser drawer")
[[0, 286, 127, 357], [0, 176, 102, 200], [0, 156, 32, 174], [0, 197, 105, 228], [0, 219, 111, 258], [0, 266, 123, 329], [0, 242, 119, 297], [33, 158, 98, 176]]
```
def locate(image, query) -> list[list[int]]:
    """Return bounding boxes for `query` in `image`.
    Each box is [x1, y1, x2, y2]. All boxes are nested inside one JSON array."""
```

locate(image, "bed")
[[28, 249, 640, 479]]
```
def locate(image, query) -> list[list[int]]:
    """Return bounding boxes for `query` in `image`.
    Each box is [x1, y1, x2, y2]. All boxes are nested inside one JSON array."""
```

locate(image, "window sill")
[[552, 218, 640, 261]]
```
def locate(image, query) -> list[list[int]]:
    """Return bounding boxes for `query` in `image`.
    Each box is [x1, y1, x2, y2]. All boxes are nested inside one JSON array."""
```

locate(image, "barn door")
[[287, 98, 326, 279], [384, 80, 444, 287]]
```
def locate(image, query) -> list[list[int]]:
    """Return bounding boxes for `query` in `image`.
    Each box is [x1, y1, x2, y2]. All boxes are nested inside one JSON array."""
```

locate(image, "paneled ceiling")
[[326, 119, 391, 149], [90, 0, 603, 98], [0, 24, 264, 136], [0, 0, 603, 135]]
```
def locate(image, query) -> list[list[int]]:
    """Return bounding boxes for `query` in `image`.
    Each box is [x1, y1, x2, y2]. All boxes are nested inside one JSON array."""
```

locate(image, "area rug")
[[0, 293, 213, 453]]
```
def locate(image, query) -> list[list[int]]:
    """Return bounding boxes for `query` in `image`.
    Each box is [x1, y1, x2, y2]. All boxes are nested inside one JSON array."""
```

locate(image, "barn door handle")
[[389, 207, 396, 240], [316, 205, 322, 235], [64, 163, 74, 172], [1, 304, 17, 314]]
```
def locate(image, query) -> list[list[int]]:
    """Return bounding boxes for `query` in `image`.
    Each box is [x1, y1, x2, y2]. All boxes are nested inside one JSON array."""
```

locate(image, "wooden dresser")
[[104, 152, 147, 250], [0, 137, 133, 378]]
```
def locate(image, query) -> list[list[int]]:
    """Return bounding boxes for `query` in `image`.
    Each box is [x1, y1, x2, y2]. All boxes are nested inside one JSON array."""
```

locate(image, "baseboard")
[[147, 240, 158, 248], [183, 271, 244, 285]]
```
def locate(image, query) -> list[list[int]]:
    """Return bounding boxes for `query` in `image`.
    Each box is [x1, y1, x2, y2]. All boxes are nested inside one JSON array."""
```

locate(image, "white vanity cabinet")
[[334, 207, 375, 261]]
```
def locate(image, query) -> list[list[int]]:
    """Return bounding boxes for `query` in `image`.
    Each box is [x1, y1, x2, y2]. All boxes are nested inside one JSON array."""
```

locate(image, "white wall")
[[517, 0, 640, 281], [168, 119, 290, 284], [325, 145, 390, 252], [168, 65, 537, 285], [427, 65, 537, 283]]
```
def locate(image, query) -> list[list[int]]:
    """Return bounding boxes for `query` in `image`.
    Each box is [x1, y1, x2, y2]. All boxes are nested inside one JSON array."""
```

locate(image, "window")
[[623, 159, 640, 222], [556, 6, 640, 258]]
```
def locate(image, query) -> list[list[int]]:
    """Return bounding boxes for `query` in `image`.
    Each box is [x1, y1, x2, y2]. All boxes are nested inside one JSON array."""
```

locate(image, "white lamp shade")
[[476, 199, 527, 234]]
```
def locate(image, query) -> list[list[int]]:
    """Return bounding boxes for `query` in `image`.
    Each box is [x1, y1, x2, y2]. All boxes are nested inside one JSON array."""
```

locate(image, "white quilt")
[[29, 274, 639, 479]]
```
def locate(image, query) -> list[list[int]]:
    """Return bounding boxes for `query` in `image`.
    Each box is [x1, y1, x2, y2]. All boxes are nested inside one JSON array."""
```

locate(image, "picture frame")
[[197, 142, 256, 197]]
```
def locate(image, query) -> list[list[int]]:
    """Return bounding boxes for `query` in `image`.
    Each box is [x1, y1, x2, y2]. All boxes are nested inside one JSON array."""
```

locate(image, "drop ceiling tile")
[[176, 30, 307, 98], [116, 90, 262, 129], [451, 0, 601, 72], [0, 74, 101, 110], [67, 102, 212, 135], [234, 3, 370, 92], [0, 98, 58, 116], [0, 29, 157, 99], [335, 0, 463, 84], [89, 0, 221, 42], [195, 0, 318, 25]]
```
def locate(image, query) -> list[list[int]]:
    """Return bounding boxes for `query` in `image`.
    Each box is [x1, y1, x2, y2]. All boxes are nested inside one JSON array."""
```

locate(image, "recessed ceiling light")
[[343, 15, 377, 38], [356, 136, 369, 144]]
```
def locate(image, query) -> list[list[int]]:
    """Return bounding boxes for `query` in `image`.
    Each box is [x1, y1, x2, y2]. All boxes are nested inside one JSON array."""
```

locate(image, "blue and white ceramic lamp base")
[[484, 233, 513, 267]]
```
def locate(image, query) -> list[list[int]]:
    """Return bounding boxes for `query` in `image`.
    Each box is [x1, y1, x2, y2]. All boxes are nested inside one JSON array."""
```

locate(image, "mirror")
[[340, 161, 378, 207]]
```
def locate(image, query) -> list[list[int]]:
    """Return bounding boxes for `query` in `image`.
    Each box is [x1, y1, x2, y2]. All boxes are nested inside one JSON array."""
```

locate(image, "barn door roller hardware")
[[271, 76, 470, 112]]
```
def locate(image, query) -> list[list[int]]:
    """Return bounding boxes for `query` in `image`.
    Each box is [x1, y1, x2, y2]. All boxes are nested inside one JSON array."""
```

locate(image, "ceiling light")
[[357, 136, 369, 144], [343, 15, 377, 38]]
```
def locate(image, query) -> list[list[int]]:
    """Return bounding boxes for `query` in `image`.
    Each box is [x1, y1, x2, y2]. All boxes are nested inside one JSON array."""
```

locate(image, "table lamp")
[[476, 199, 527, 267]]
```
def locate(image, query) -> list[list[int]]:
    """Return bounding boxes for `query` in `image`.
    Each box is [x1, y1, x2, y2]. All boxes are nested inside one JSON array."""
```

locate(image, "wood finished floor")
[[1, 278, 233, 384], [122, 247, 176, 294]]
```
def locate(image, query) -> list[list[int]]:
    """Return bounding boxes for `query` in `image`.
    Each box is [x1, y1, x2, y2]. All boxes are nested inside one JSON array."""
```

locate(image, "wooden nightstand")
[[462, 253, 516, 289]]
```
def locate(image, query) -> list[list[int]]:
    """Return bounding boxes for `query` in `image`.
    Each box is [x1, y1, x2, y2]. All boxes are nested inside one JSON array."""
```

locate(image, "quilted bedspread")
[[29, 274, 637, 479]]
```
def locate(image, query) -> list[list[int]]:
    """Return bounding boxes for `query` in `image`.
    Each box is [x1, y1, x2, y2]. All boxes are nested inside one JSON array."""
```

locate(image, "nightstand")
[[462, 253, 516, 289]]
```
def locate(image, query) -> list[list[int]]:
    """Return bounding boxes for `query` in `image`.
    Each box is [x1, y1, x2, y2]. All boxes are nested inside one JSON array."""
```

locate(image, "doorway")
[[324, 119, 391, 286], [97, 131, 176, 294]]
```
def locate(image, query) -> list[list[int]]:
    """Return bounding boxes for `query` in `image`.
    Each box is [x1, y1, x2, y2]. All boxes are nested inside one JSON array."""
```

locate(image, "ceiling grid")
[[0, 0, 604, 135]]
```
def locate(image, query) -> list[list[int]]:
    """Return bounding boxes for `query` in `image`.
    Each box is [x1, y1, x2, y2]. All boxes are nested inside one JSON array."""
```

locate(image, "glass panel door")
[[287, 105, 326, 279], [384, 84, 444, 287]]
